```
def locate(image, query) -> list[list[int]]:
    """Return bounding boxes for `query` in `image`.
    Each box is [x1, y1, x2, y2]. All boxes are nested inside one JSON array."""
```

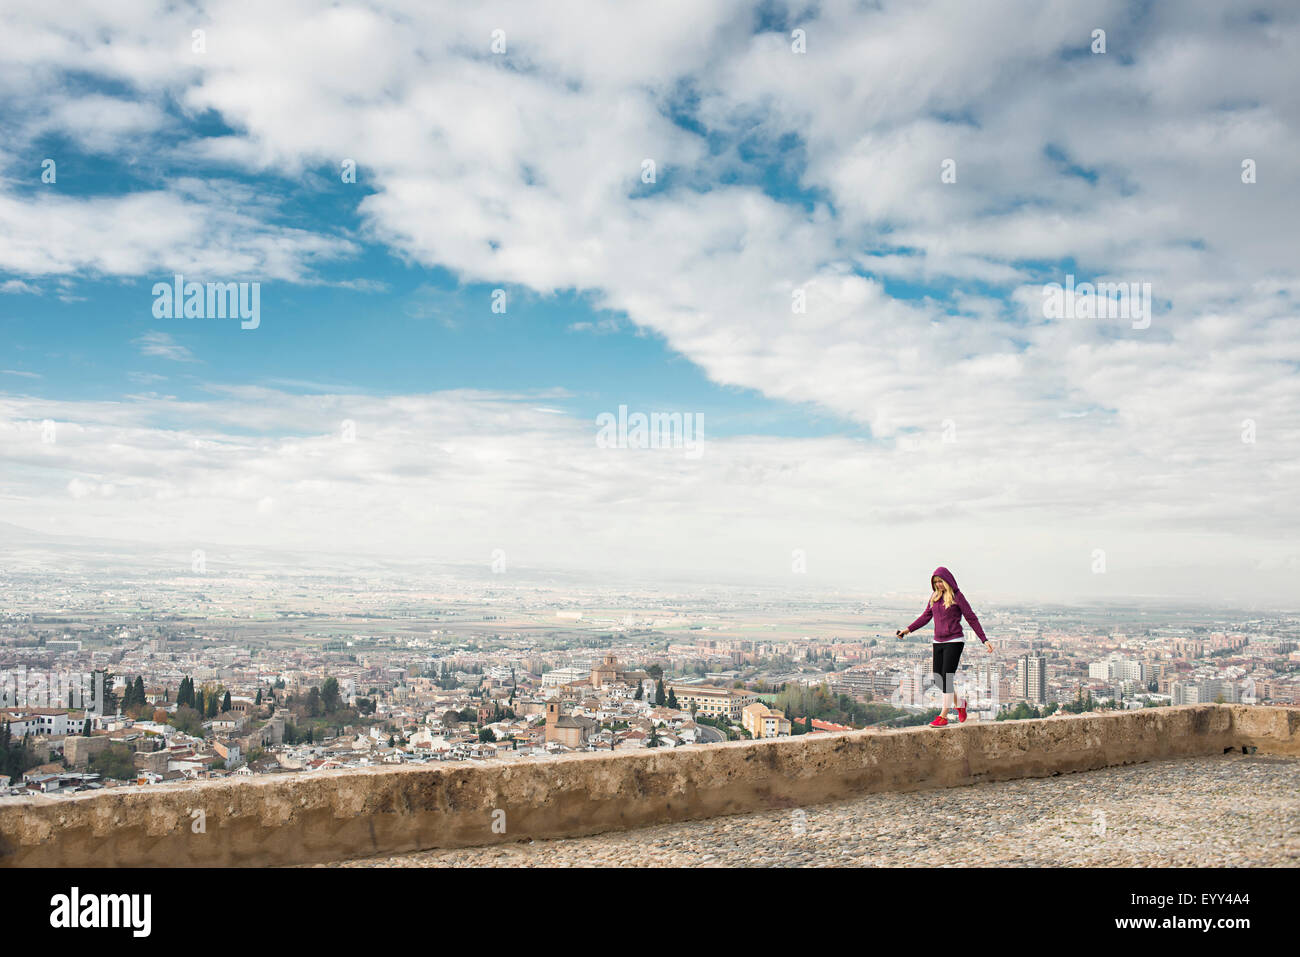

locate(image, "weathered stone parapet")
[[1, 704, 1293, 868], [1225, 703, 1300, 754]]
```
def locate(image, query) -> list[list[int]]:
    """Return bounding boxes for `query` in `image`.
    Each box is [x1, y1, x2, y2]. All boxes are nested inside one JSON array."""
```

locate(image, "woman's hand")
[[984, 640, 995, 653], [895, 629, 908, 638]]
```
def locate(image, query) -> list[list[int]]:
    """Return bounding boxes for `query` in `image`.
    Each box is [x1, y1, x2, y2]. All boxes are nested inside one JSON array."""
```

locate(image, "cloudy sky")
[[1, 0, 1297, 604]]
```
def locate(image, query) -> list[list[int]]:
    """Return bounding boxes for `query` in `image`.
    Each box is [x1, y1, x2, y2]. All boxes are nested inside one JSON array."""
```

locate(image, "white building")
[[1016, 654, 1048, 705], [1090, 655, 1147, 683], [0, 708, 90, 736], [541, 667, 591, 688]]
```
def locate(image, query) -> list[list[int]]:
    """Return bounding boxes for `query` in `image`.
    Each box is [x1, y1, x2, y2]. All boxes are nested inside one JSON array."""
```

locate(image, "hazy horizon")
[[2, 519, 1296, 615]]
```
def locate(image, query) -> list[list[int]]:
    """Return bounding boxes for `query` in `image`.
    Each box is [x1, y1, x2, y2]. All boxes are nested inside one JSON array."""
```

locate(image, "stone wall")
[[63, 734, 112, 769], [2, 704, 1295, 868]]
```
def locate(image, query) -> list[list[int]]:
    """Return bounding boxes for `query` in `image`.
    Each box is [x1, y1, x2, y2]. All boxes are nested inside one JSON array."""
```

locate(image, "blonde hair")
[[931, 578, 955, 609]]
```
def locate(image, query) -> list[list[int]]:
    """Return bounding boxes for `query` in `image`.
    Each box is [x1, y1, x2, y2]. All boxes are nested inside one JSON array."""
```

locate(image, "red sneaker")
[[958, 699, 968, 723], [929, 715, 949, 727]]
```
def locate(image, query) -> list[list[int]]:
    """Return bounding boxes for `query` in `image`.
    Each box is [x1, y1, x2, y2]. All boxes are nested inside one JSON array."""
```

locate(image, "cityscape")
[[2, 544, 1295, 796]]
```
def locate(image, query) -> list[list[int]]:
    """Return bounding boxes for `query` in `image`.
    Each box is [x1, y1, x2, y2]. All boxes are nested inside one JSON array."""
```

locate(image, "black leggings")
[[932, 641, 965, 695]]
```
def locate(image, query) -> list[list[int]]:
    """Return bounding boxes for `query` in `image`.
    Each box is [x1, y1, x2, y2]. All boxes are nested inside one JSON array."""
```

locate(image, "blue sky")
[[1, 0, 1298, 602], [7, 275, 874, 440], [3, 71, 871, 440]]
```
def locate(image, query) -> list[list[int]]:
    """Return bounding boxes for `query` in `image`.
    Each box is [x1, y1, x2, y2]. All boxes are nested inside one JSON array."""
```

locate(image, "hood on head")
[[931, 566, 959, 592]]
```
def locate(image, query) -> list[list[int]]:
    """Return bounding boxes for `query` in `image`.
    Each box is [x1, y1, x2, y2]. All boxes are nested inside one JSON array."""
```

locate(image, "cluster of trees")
[[278, 676, 372, 743], [996, 695, 1119, 721], [772, 683, 879, 728], [170, 707, 205, 736], [1057, 687, 1120, 714], [649, 679, 678, 709], [120, 676, 148, 716], [175, 677, 230, 718], [119, 675, 174, 726], [89, 743, 136, 781], [478, 697, 516, 725], [853, 701, 922, 726], [0, 721, 40, 781], [282, 723, 316, 745], [694, 712, 748, 740], [432, 661, 461, 690], [284, 677, 343, 718], [997, 702, 1047, 721]]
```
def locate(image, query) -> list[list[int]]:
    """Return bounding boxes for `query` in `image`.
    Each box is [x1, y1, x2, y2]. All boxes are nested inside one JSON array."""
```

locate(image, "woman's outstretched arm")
[[901, 604, 933, 635]]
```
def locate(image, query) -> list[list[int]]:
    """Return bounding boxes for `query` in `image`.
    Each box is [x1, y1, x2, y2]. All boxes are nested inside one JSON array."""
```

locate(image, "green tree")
[[996, 702, 1042, 721], [1, 721, 41, 780], [222, 690, 232, 712], [95, 670, 118, 715], [171, 706, 204, 736], [321, 677, 342, 713], [89, 743, 136, 781]]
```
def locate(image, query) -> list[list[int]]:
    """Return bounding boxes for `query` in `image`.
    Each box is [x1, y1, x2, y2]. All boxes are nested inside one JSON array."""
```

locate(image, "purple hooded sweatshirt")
[[906, 566, 988, 644]]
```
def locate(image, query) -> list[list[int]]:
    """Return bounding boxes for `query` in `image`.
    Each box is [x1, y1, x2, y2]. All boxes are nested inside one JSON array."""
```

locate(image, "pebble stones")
[[323, 753, 1300, 868]]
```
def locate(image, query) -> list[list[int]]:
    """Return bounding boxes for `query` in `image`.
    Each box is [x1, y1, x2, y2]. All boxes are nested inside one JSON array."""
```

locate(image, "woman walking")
[[896, 566, 994, 727]]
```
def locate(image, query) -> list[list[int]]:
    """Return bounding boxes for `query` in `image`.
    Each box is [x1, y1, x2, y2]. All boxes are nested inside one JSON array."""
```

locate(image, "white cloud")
[[0, 385, 1294, 601], [0, 188, 357, 281], [0, 1, 1297, 599], [133, 331, 196, 363]]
